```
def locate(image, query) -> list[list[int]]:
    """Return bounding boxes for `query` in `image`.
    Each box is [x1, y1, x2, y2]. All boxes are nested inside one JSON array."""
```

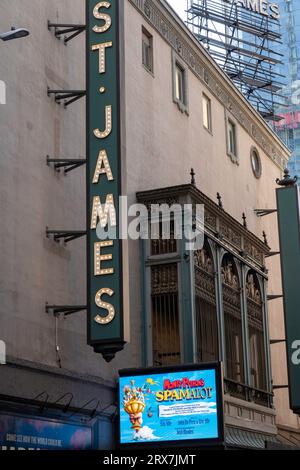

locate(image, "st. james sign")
[[86, 0, 129, 361]]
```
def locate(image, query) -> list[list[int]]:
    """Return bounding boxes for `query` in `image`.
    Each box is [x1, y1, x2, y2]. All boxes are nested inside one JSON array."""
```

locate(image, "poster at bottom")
[[119, 364, 223, 446]]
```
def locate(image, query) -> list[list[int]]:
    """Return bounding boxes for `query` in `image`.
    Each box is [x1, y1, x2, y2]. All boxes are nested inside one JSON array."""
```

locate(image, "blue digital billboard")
[[0, 413, 93, 450], [119, 363, 224, 447]]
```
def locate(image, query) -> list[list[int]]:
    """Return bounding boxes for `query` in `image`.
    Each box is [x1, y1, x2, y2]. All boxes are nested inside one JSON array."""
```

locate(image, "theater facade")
[[0, 0, 299, 450]]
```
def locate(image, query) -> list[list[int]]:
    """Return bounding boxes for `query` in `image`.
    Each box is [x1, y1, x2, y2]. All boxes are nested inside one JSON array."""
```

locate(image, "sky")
[[167, 0, 186, 20]]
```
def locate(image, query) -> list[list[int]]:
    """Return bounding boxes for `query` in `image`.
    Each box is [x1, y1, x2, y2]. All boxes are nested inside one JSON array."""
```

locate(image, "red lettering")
[[163, 379, 171, 390], [182, 377, 189, 387], [164, 377, 205, 390]]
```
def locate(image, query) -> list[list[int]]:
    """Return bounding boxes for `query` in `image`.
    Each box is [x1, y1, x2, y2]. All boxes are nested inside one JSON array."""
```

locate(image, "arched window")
[[246, 271, 267, 391], [222, 254, 245, 384], [194, 241, 219, 362]]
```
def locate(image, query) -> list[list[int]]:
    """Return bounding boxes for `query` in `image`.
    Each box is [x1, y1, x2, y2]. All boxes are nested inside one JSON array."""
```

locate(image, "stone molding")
[[224, 394, 277, 436]]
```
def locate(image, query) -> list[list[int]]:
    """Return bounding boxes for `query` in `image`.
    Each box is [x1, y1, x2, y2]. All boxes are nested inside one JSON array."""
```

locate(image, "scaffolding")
[[186, 0, 285, 120]]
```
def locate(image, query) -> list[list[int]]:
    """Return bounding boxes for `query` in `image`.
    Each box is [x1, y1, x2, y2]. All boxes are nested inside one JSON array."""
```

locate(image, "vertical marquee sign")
[[276, 183, 300, 415], [86, 0, 129, 362]]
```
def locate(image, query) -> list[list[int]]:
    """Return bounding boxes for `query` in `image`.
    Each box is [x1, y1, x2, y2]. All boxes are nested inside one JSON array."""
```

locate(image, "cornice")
[[137, 184, 270, 271], [128, 0, 290, 170]]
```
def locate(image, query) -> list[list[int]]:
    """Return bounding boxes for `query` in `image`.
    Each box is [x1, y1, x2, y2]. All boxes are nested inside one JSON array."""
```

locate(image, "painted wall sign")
[[223, 0, 280, 20], [119, 363, 224, 448], [86, 0, 129, 361], [276, 184, 300, 415]]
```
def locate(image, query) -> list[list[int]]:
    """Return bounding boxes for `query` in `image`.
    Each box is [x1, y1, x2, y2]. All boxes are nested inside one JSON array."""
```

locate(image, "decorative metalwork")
[[151, 264, 178, 295], [194, 249, 215, 303], [246, 272, 267, 393], [221, 260, 239, 291], [217, 192, 223, 209], [151, 263, 180, 366], [144, 197, 179, 213], [222, 255, 245, 384], [224, 379, 273, 408], [246, 274, 262, 306], [276, 168, 298, 187], [190, 167, 196, 185], [138, 184, 269, 270], [139, 183, 273, 407], [224, 378, 248, 401], [194, 243, 219, 362], [244, 239, 264, 265], [204, 210, 217, 231], [219, 223, 242, 249], [262, 231, 268, 246], [194, 247, 214, 274], [151, 220, 177, 255]]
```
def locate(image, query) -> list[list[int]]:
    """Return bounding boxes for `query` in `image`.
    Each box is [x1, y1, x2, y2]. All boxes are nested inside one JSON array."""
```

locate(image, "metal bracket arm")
[[47, 88, 86, 107], [267, 294, 283, 301], [270, 339, 286, 345], [46, 228, 87, 243], [46, 304, 87, 317], [47, 156, 86, 173], [48, 21, 86, 44], [254, 209, 277, 217], [265, 251, 280, 258]]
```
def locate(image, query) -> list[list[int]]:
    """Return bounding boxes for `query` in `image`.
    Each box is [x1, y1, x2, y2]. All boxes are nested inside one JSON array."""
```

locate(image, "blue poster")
[[0, 414, 92, 450], [119, 368, 220, 444]]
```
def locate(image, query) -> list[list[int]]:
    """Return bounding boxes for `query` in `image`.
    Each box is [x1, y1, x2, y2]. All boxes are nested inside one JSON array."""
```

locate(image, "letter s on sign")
[[291, 340, 300, 365], [93, 2, 112, 33]]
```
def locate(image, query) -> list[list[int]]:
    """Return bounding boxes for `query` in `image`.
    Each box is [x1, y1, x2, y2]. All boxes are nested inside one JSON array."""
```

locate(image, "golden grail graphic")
[[123, 398, 146, 432]]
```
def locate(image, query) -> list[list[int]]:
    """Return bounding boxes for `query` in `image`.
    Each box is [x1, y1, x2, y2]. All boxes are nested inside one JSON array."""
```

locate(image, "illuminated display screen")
[[119, 364, 223, 446], [0, 413, 93, 450]]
